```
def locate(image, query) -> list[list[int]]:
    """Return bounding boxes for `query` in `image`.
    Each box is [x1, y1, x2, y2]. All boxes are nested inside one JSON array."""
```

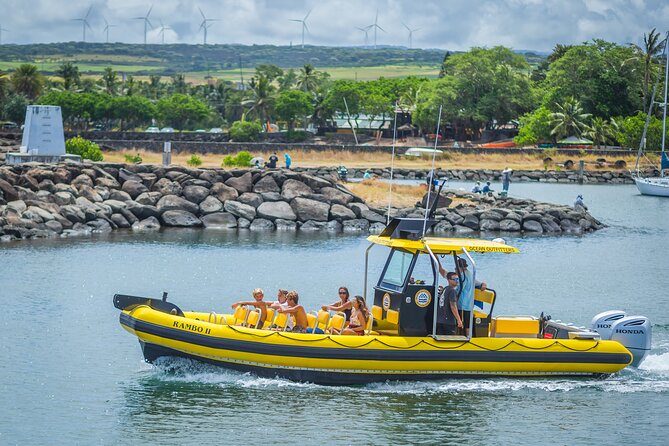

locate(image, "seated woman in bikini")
[[341, 296, 369, 336], [321, 286, 352, 322]]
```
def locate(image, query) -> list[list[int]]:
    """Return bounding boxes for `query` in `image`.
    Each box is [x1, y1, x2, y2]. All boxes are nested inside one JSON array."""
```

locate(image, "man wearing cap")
[[439, 258, 487, 337]]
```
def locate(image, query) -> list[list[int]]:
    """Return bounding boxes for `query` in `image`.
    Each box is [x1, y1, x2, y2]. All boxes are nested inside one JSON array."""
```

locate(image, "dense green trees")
[[156, 94, 210, 129], [276, 90, 313, 131]]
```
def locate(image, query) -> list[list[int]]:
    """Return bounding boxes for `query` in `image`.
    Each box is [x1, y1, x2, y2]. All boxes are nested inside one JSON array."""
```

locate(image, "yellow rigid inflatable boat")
[[115, 218, 650, 385]]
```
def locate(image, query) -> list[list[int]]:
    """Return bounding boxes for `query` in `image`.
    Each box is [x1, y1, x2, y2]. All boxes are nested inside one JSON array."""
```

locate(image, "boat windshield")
[[379, 249, 414, 291]]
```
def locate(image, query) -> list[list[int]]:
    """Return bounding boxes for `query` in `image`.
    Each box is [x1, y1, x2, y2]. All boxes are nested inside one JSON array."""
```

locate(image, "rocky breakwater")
[[0, 163, 391, 242], [405, 189, 604, 235]]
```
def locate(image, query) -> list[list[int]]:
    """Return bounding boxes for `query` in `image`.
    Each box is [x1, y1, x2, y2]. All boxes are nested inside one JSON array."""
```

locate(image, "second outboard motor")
[[590, 310, 627, 340], [610, 316, 652, 367]]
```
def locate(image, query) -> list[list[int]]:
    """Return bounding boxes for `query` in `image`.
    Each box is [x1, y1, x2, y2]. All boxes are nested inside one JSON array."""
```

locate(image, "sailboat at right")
[[633, 30, 669, 197]]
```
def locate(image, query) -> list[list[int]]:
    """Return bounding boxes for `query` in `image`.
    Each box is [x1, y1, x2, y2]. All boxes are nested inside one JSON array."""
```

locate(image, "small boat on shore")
[[633, 30, 669, 197], [114, 217, 651, 385]]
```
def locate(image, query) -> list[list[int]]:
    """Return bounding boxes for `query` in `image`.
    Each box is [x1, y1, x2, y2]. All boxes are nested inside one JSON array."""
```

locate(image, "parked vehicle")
[[145, 126, 160, 133], [160, 127, 175, 133]]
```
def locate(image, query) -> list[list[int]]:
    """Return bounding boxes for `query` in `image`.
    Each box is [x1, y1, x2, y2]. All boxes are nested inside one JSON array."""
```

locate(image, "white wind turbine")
[[73, 6, 93, 42], [103, 18, 118, 43], [368, 9, 385, 49], [158, 20, 171, 44], [290, 9, 312, 49], [402, 22, 420, 49], [356, 25, 372, 46], [134, 5, 154, 45], [198, 7, 220, 45]]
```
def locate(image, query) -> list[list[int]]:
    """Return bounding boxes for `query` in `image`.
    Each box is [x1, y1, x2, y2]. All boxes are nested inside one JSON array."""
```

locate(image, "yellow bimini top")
[[366, 235, 520, 255]]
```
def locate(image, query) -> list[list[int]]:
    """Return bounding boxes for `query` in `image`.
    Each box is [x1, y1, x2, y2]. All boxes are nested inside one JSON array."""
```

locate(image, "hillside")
[[0, 42, 545, 78]]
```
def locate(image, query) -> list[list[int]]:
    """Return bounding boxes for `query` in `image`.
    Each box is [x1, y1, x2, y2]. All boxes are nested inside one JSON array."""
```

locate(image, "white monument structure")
[[6, 105, 81, 164]]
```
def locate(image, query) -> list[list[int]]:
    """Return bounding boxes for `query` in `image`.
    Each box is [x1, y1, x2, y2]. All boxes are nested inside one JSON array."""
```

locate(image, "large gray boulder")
[[111, 213, 131, 228], [300, 173, 331, 190], [59, 205, 86, 223], [109, 190, 132, 202], [320, 187, 353, 205], [211, 182, 239, 203], [257, 201, 297, 221], [522, 220, 544, 233], [291, 197, 329, 222], [201, 212, 237, 229], [299, 220, 328, 231], [152, 178, 183, 196], [224, 200, 256, 220], [343, 219, 370, 233], [479, 219, 500, 231], [499, 219, 521, 231], [433, 220, 454, 233], [361, 209, 386, 223], [182, 185, 210, 204], [199, 196, 224, 215], [53, 191, 75, 206], [275, 218, 297, 231], [103, 199, 127, 213], [237, 192, 263, 208], [249, 218, 275, 230], [161, 210, 202, 227], [329, 204, 356, 220], [157, 195, 199, 215], [121, 180, 148, 199], [253, 175, 280, 193], [126, 202, 160, 220], [135, 191, 162, 206], [348, 202, 369, 218], [132, 216, 161, 231], [281, 179, 313, 201], [225, 172, 253, 193]]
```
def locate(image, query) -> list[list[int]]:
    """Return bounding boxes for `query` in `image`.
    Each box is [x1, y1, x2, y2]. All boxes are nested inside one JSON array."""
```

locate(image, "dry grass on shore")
[[103, 148, 640, 171], [346, 178, 425, 209]]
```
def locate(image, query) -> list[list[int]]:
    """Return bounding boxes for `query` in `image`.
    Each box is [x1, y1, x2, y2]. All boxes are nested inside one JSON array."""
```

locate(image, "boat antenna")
[[386, 103, 398, 224], [660, 31, 669, 178], [422, 104, 442, 238]]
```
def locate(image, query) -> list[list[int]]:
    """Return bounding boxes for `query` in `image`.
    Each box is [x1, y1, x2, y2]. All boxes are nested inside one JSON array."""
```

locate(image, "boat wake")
[[144, 354, 669, 394]]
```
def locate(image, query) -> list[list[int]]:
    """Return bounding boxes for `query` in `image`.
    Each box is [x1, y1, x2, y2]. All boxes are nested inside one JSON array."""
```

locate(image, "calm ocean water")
[[1, 182, 668, 445]]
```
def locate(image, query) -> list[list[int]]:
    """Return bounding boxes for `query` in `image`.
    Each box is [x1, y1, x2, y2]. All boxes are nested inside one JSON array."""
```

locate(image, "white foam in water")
[[145, 357, 669, 394]]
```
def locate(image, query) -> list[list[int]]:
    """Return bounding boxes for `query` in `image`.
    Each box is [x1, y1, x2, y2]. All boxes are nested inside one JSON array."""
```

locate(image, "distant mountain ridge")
[[0, 42, 545, 75]]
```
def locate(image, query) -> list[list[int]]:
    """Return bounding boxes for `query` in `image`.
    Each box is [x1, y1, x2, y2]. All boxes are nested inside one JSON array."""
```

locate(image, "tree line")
[[0, 29, 666, 149]]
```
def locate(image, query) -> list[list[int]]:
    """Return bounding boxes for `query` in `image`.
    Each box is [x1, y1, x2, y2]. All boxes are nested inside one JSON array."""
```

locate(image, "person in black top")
[[266, 152, 279, 168], [321, 286, 352, 321], [437, 272, 463, 335]]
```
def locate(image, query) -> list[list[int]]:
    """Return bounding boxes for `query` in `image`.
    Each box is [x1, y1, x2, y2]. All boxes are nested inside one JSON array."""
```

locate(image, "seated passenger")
[[231, 288, 269, 328], [482, 181, 492, 193], [321, 286, 352, 321], [269, 288, 294, 330], [341, 296, 369, 336], [277, 291, 309, 333]]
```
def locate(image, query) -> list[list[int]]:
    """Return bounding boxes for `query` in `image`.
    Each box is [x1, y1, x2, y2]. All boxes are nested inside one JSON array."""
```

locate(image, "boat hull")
[[120, 307, 632, 385], [634, 177, 669, 197]]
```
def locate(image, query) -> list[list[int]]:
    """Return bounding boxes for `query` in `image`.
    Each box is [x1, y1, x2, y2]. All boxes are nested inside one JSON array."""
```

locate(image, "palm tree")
[[631, 28, 665, 112], [242, 75, 276, 128], [57, 62, 80, 90], [10, 64, 43, 99], [550, 97, 591, 139], [101, 67, 118, 95], [297, 64, 319, 93], [584, 117, 615, 149], [0, 70, 10, 104]]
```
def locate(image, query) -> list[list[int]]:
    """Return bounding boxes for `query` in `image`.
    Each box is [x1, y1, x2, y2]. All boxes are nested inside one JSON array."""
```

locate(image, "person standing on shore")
[[502, 167, 512, 193], [284, 153, 292, 169]]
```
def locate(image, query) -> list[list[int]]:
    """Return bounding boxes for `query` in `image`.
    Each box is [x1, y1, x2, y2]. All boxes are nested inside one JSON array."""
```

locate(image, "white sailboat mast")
[[661, 31, 669, 177]]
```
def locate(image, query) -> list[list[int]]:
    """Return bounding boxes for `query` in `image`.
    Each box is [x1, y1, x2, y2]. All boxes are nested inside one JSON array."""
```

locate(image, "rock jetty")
[[0, 162, 603, 242]]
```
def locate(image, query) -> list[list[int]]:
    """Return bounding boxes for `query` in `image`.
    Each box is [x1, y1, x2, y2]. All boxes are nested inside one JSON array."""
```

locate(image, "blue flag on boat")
[[662, 152, 669, 170]]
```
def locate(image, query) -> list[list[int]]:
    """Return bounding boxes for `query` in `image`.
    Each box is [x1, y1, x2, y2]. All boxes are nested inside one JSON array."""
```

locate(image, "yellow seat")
[[246, 309, 261, 328], [262, 308, 276, 329], [307, 313, 317, 331], [314, 310, 330, 333], [232, 305, 249, 326], [272, 312, 289, 331], [327, 312, 347, 334], [365, 312, 374, 335], [386, 309, 399, 325], [371, 305, 383, 321]]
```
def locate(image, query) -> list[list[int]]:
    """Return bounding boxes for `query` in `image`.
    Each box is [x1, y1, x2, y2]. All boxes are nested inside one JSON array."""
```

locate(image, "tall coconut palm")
[[297, 64, 319, 93], [550, 97, 591, 139], [584, 117, 616, 149], [242, 75, 276, 128], [57, 62, 80, 90], [631, 28, 666, 112], [10, 64, 44, 99], [0, 70, 10, 103]]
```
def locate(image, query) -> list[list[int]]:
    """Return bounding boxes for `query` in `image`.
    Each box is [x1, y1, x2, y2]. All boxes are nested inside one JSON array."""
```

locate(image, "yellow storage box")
[[491, 316, 539, 338]]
